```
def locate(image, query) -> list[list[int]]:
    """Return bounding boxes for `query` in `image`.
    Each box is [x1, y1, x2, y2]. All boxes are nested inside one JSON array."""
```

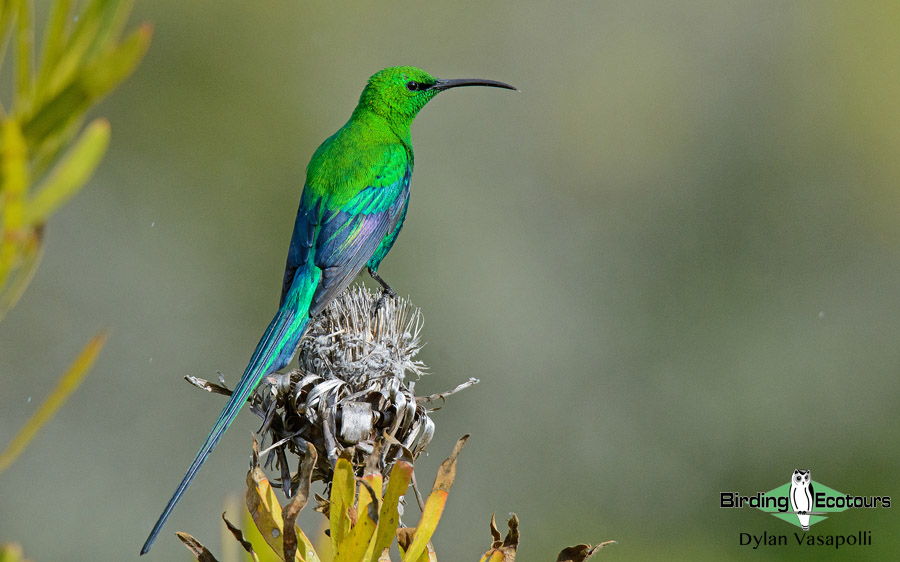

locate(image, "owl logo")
[[789, 469, 815, 531]]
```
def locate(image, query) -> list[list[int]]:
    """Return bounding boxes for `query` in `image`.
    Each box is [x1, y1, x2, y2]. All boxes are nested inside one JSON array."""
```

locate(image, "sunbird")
[[141, 66, 516, 554]]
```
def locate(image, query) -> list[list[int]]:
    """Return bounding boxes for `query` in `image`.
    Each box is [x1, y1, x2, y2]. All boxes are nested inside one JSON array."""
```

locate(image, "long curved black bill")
[[432, 78, 518, 92]]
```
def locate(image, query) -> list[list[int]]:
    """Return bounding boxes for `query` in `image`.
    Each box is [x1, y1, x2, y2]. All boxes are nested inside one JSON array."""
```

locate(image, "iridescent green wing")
[[280, 142, 410, 313]]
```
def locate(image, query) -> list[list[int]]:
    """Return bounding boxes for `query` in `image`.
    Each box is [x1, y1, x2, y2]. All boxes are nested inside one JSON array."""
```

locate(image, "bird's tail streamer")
[[140, 293, 312, 554]]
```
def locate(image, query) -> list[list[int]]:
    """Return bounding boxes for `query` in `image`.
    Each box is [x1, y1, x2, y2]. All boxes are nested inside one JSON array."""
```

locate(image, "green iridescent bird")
[[141, 66, 516, 554]]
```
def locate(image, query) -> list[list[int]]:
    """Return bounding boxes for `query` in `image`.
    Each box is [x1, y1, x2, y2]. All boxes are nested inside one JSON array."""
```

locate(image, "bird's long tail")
[[141, 272, 319, 555]]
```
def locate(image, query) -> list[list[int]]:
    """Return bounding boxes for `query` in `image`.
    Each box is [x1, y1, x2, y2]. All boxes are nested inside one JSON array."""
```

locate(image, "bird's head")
[[355, 66, 516, 128]]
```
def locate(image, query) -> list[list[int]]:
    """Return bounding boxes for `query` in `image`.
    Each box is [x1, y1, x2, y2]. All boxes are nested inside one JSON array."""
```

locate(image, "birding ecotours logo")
[[720, 469, 891, 530], [788, 469, 814, 530]]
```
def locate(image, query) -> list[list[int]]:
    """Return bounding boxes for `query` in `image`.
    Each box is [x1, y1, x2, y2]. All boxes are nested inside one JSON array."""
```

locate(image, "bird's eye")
[[406, 81, 421, 92]]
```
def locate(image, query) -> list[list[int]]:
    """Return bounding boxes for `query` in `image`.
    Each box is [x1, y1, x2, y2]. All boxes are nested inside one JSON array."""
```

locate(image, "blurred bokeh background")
[[2, 0, 900, 560]]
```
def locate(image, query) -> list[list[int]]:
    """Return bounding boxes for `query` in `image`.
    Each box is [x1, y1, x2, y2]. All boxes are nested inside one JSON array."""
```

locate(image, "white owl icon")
[[789, 469, 815, 531]]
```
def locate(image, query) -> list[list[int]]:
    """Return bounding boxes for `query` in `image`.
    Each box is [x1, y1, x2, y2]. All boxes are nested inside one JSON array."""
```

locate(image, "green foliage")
[[177, 436, 613, 562], [0, 0, 151, 322], [0, 0, 147, 502], [0, 542, 33, 562], [178, 438, 464, 562]]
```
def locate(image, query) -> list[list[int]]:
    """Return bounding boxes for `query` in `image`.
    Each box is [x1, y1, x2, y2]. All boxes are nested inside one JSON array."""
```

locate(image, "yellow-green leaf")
[[35, 0, 73, 96], [29, 109, 86, 179], [0, 542, 26, 562], [21, 78, 88, 149], [246, 460, 289, 559], [84, 0, 136, 62], [0, 3, 19, 70], [359, 438, 384, 561], [401, 436, 468, 562], [478, 550, 506, 562], [330, 456, 356, 554], [396, 530, 433, 562], [14, 0, 33, 110], [241, 504, 283, 562], [368, 461, 412, 562], [62, 0, 108, 65], [333, 481, 378, 562], [0, 118, 29, 294], [400, 491, 446, 562], [22, 23, 151, 147], [25, 117, 109, 224], [357, 473, 382, 523], [80, 22, 152, 98], [34, 8, 100, 108], [0, 223, 43, 322], [244, 454, 319, 562]]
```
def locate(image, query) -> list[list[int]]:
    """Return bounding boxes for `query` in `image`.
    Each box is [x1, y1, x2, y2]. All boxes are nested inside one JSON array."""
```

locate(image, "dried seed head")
[[297, 284, 427, 383], [243, 285, 476, 492]]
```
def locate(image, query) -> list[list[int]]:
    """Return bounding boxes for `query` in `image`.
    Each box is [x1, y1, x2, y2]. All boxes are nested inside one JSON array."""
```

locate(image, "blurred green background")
[[2, 0, 900, 560]]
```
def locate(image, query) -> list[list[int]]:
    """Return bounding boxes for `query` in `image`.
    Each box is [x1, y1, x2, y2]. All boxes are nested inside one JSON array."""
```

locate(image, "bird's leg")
[[367, 266, 397, 312]]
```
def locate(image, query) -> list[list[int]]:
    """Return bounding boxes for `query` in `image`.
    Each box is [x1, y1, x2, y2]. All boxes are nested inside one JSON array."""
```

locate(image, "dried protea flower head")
[[243, 285, 477, 495]]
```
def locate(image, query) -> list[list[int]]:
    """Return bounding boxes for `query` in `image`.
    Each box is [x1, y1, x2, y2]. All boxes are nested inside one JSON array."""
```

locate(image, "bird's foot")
[[372, 287, 397, 316], [367, 267, 397, 316]]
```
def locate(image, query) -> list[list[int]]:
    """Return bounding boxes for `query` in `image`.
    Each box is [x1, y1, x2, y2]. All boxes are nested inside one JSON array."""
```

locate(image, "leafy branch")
[[0, 0, 151, 321], [0, 0, 150, 478]]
